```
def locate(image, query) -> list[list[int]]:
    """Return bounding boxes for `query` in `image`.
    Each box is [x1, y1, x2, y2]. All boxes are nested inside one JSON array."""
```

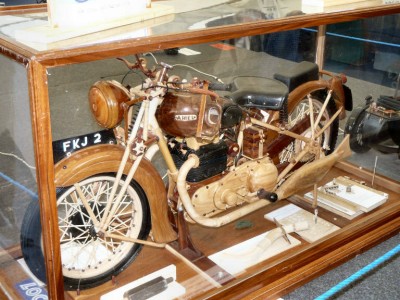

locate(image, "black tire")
[[279, 90, 339, 163], [345, 106, 371, 153], [20, 174, 151, 290], [20, 199, 47, 283]]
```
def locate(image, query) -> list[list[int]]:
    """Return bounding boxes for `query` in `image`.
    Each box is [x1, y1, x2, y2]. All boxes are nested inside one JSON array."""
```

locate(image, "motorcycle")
[[345, 74, 400, 156], [20, 53, 353, 290]]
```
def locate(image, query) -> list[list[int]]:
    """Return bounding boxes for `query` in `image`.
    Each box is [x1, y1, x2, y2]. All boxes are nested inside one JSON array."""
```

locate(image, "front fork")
[[78, 85, 180, 238]]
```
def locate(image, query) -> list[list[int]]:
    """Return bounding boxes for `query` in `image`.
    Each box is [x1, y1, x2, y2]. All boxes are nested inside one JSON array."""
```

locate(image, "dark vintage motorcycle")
[[345, 75, 400, 156], [21, 54, 353, 290]]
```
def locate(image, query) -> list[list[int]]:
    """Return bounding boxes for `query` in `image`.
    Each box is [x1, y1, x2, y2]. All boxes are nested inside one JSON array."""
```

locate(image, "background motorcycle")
[[345, 74, 400, 156], [20, 54, 352, 290]]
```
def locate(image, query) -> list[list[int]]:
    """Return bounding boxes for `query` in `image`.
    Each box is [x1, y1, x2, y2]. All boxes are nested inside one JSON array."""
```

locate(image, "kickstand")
[[173, 207, 203, 260]]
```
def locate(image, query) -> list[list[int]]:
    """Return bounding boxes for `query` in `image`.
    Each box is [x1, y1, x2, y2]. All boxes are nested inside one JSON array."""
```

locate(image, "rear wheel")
[[279, 91, 339, 163], [21, 174, 151, 290]]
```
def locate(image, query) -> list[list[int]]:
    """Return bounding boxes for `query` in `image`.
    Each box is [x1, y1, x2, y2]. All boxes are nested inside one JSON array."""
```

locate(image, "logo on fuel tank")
[[175, 115, 197, 121]]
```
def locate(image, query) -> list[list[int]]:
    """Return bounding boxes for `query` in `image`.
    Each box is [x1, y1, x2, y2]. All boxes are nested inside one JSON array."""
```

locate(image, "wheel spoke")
[[53, 175, 148, 281], [314, 90, 332, 130], [280, 93, 337, 164], [21, 174, 150, 290], [307, 94, 315, 140]]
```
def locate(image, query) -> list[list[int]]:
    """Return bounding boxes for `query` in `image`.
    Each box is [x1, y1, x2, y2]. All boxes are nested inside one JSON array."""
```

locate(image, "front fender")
[[54, 144, 177, 243]]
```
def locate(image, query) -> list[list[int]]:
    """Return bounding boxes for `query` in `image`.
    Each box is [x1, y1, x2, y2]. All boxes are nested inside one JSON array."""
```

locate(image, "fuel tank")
[[156, 91, 222, 138]]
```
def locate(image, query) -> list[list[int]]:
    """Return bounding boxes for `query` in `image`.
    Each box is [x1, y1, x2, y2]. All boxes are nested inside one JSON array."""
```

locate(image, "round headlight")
[[88, 81, 130, 128]]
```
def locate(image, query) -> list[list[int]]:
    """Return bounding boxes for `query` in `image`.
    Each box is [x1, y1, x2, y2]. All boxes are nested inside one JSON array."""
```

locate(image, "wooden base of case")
[[1, 161, 399, 300], [63, 161, 400, 300]]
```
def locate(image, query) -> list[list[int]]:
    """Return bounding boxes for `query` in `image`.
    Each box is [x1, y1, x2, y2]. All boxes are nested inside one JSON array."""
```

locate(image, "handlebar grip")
[[160, 62, 173, 69], [209, 82, 232, 91]]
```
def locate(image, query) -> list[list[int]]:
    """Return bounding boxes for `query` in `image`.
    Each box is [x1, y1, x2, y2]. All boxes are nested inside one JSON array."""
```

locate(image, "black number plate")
[[52, 129, 116, 163]]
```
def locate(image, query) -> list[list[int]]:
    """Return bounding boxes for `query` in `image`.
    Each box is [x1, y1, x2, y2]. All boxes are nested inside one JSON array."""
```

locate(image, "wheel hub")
[[68, 203, 105, 241]]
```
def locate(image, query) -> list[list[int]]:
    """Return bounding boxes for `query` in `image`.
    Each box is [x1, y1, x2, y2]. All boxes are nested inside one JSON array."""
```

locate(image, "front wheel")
[[20, 174, 151, 290], [279, 90, 339, 163]]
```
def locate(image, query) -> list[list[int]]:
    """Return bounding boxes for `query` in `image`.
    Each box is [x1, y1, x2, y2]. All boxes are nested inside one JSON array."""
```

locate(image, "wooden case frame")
[[1, 3, 400, 299]]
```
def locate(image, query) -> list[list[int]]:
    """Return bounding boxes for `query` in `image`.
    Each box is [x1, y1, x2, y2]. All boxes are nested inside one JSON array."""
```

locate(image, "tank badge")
[[175, 115, 197, 121]]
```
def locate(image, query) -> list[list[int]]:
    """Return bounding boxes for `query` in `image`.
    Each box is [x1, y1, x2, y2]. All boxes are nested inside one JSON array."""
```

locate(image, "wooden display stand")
[[59, 161, 400, 300]]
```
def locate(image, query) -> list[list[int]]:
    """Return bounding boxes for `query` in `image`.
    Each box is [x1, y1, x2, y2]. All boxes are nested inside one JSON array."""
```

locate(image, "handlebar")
[[118, 54, 232, 92], [208, 82, 232, 92]]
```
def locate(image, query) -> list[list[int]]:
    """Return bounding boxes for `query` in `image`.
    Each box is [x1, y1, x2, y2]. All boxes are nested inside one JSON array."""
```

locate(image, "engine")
[[169, 139, 228, 182], [157, 89, 245, 184], [158, 89, 279, 219], [190, 156, 278, 218]]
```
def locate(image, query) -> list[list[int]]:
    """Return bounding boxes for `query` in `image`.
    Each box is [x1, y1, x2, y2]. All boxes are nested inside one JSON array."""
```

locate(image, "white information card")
[[47, 0, 151, 28]]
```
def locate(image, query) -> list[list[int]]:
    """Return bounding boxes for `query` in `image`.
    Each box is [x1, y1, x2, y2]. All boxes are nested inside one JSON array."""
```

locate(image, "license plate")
[[52, 129, 116, 163]]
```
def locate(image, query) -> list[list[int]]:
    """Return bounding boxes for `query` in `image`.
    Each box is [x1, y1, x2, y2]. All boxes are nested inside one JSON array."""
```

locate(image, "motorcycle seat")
[[274, 61, 319, 92], [230, 76, 288, 110]]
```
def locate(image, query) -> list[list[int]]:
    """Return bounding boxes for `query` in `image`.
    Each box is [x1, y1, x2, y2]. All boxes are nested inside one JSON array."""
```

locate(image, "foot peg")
[[257, 189, 278, 202]]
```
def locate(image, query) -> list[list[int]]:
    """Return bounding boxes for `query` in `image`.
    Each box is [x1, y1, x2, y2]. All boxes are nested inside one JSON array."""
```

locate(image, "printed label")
[[15, 279, 48, 300]]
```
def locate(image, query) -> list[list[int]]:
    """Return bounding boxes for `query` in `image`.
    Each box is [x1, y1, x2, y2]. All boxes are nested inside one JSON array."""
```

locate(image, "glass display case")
[[0, 2, 399, 299]]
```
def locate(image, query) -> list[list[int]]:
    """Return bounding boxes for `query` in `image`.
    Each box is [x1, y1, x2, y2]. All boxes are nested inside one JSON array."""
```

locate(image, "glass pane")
[[0, 55, 48, 298], [0, 1, 395, 52], [325, 15, 400, 181], [44, 16, 398, 298]]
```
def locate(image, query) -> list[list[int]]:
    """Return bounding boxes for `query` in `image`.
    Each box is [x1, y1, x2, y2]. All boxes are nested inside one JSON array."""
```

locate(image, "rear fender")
[[54, 144, 177, 243], [288, 77, 350, 119]]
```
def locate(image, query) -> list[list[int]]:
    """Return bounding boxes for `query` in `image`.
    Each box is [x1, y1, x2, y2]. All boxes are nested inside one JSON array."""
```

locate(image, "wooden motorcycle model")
[[21, 54, 353, 290]]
